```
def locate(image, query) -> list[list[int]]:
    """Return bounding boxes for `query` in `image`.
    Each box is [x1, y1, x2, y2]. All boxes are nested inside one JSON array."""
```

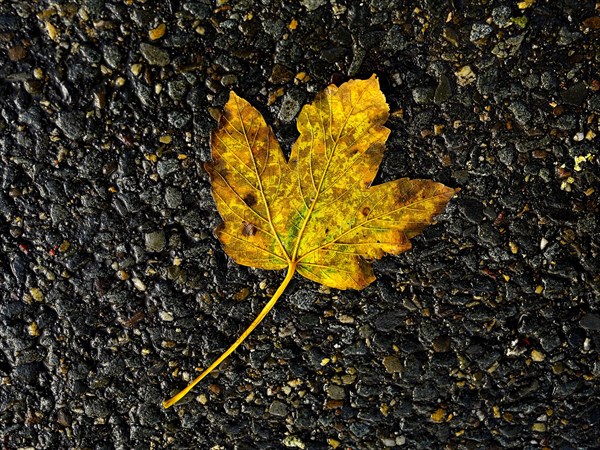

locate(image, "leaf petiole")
[[163, 262, 297, 409]]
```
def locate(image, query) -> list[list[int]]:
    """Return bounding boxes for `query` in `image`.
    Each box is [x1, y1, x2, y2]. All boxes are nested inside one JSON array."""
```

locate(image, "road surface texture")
[[1, 0, 599, 448]]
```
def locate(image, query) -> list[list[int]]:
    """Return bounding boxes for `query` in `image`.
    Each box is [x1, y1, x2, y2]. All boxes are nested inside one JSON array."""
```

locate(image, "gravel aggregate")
[[1, 0, 599, 448]]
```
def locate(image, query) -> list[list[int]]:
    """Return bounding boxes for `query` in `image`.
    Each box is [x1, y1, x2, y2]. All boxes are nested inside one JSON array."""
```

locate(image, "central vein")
[[290, 92, 361, 263], [292, 143, 340, 259]]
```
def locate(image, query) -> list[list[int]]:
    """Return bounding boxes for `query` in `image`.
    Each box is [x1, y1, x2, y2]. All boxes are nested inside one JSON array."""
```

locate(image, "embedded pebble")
[[580, 313, 600, 331], [140, 43, 170, 66], [383, 356, 403, 373], [144, 230, 166, 252], [269, 400, 288, 417], [325, 384, 346, 400]]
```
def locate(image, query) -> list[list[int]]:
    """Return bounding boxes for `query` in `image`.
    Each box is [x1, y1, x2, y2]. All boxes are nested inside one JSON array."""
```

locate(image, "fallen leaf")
[[163, 75, 458, 408]]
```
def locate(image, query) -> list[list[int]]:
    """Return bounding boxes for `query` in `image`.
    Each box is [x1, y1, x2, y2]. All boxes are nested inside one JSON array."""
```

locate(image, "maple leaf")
[[163, 75, 458, 408]]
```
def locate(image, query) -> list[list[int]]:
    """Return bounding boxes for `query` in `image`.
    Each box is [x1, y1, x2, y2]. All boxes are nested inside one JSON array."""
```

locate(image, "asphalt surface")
[[1, 0, 599, 448]]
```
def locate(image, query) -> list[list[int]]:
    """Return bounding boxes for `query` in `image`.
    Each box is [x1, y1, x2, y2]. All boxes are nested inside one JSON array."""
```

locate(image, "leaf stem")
[[163, 263, 297, 409]]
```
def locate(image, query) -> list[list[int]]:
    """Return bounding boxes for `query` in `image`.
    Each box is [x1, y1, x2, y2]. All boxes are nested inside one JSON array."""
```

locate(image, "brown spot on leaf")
[[243, 193, 257, 207], [361, 206, 371, 216], [242, 221, 257, 236]]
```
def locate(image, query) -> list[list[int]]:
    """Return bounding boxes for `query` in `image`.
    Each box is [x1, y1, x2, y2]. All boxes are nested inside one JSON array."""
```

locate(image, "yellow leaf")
[[163, 75, 458, 408]]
